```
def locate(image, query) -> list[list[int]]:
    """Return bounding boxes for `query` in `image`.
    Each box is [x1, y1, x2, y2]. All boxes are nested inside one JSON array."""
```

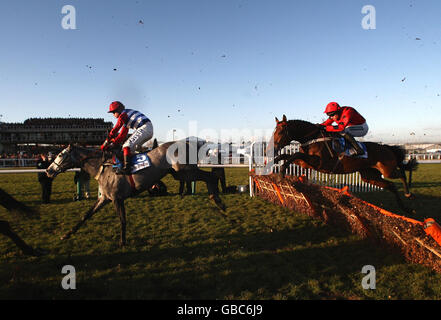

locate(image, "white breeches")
[[122, 122, 154, 152]]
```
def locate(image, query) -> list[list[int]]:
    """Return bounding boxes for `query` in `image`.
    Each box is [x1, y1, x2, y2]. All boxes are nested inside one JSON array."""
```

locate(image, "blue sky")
[[0, 0, 440, 143]]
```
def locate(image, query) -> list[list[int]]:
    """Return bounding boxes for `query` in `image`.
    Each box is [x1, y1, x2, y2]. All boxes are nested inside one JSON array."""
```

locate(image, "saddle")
[[102, 148, 152, 174], [332, 137, 368, 158]]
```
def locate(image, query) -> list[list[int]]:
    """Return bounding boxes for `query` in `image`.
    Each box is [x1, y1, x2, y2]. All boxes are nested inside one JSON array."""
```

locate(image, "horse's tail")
[[387, 145, 418, 188], [0, 188, 39, 219]]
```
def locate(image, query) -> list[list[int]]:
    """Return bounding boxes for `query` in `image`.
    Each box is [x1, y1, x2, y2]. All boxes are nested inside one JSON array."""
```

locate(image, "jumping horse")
[[46, 140, 226, 246], [269, 115, 418, 213]]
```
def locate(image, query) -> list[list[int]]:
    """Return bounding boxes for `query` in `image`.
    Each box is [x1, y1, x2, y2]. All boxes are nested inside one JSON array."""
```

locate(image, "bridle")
[[50, 149, 70, 173], [277, 122, 334, 157], [50, 147, 103, 174], [299, 127, 334, 157]]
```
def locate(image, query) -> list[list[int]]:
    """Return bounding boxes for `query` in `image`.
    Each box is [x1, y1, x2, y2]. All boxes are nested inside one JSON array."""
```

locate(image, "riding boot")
[[122, 147, 132, 175], [342, 132, 364, 156]]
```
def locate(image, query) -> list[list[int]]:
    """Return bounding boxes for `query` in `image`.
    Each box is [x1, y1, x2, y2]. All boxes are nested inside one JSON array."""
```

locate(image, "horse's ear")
[[282, 114, 287, 122], [275, 117, 279, 124]]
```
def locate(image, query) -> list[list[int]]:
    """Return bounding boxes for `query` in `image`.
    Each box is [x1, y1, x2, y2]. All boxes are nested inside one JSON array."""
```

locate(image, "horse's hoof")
[[217, 202, 226, 212], [209, 195, 226, 212], [215, 201, 227, 212], [405, 193, 415, 200]]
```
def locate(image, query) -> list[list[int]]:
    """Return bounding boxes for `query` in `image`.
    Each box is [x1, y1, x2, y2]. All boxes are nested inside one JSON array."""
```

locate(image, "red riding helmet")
[[324, 102, 341, 114], [108, 101, 125, 113]]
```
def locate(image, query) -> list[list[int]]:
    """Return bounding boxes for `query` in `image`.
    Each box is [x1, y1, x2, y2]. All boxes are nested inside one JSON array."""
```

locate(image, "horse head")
[[46, 144, 80, 178], [268, 116, 323, 154], [268, 115, 291, 154]]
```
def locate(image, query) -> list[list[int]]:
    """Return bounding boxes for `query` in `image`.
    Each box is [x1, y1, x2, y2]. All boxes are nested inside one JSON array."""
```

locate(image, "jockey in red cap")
[[101, 101, 154, 174], [320, 102, 368, 156]]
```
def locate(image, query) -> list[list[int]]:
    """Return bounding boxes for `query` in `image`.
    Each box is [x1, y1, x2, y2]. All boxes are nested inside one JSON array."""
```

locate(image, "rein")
[[299, 128, 334, 158], [300, 137, 333, 147]]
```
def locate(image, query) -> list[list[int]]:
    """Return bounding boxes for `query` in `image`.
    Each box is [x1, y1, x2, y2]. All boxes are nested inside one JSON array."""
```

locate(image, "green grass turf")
[[0, 165, 440, 299]]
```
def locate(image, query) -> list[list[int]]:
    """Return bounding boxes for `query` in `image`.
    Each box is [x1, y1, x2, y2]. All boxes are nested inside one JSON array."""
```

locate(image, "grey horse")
[[46, 140, 226, 246]]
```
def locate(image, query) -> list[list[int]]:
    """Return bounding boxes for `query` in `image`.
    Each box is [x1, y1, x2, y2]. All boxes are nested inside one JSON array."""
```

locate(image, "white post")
[[249, 142, 256, 197]]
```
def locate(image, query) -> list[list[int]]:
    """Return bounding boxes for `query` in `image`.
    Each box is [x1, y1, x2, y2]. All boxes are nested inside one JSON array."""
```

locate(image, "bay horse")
[[269, 115, 418, 213], [0, 188, 45, 256], [46, 140, 226, 246]]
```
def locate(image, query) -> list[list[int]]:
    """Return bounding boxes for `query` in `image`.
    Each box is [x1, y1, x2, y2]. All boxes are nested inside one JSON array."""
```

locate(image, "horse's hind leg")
[[359, 168, 413, 214], [394, 167, 413, 198], [113, 199, 127, 247], [61, 197, 111, 240], [379, 165, 413, 199], [0, 220, 41, 256], [177, 169, 226, 211], [179, 180, 185, 196]]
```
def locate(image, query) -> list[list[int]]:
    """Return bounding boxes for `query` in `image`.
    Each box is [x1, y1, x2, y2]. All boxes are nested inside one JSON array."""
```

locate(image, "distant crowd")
[[0, 152, 42, 160], [2, 117, 112, 128], [0, 146, 62, 160]]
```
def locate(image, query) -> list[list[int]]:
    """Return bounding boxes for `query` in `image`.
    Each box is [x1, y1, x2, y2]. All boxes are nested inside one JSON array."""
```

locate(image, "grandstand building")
[[0, 118, 113, 153]]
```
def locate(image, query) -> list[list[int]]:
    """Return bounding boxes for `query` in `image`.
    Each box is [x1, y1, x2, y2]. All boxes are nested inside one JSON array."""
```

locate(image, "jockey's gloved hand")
[[107, 139, 119, 150], [100, 139, 109, 151]]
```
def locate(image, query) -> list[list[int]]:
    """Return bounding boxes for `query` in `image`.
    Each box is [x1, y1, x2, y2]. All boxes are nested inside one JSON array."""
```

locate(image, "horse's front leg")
[[61, 196, 110, 240], [113, 199, 127, 247], [191, 169, 226, 212], [179, 180, 185, 196], [274, 154, 292, 164], [278, 152, 315, 177]]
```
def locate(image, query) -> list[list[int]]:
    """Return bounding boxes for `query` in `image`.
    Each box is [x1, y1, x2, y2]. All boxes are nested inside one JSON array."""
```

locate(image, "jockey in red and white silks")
[[101, 101, 153, 173]]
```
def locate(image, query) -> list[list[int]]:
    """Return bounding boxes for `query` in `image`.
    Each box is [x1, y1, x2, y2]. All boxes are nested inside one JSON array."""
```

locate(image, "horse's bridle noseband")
[[51, 148, 103, 173]]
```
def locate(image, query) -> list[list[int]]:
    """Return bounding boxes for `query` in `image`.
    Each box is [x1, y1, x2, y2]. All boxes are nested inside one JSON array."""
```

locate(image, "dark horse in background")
[[269, 115, 418, 213], [46, 139, 226, 247], [0, 188, 45, 256]]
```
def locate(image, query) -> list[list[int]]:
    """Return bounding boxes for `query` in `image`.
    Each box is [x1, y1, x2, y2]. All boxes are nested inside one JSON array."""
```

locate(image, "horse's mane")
[[285, 119, 322, 142], [288, 119, 317, 129]]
